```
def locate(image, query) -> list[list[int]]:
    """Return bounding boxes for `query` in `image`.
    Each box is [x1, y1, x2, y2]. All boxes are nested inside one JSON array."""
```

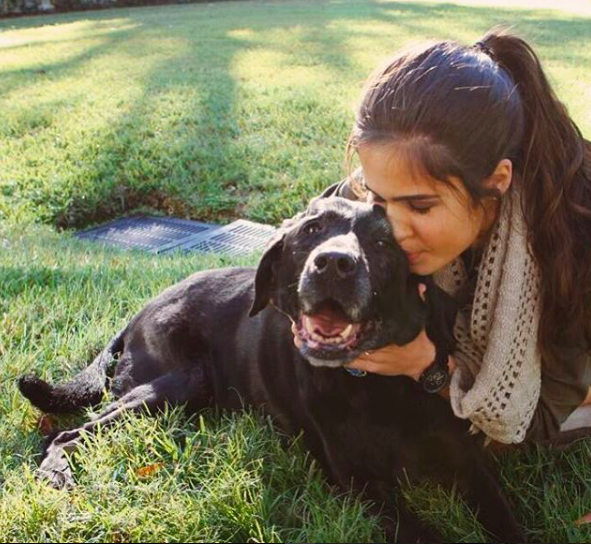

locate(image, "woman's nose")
[[386, 209, 413, 243]]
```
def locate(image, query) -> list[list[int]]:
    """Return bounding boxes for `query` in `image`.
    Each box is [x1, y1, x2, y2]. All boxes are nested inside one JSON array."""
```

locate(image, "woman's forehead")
[[358, 143, 467, 202]]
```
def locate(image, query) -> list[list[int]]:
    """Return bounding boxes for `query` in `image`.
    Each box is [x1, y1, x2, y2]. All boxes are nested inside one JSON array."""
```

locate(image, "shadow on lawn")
[[0, 1, 589, 229]]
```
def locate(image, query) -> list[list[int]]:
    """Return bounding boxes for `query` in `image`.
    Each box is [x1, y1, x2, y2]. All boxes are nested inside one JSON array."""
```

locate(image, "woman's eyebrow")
[[365, 185, 440, 202], [391, 194, 440, 202]]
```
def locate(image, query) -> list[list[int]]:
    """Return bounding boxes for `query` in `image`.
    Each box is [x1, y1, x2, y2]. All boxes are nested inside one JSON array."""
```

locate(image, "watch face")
[[422, 367, 449, 393]]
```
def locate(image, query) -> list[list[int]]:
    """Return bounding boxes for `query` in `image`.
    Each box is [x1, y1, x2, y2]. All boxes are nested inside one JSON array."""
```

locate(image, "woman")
[[295, 29, 591, 445]]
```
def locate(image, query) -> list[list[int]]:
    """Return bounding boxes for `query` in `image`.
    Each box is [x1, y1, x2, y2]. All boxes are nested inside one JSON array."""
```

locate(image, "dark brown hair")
[[347, 29, 591, 360]]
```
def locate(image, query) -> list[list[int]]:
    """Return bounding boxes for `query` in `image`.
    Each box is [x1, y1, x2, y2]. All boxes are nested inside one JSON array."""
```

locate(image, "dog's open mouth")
[[296, 299, 367, 354]]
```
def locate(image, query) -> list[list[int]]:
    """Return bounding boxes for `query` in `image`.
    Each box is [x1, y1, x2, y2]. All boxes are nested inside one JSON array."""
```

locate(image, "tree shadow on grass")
[[1, 1, 589, 229]]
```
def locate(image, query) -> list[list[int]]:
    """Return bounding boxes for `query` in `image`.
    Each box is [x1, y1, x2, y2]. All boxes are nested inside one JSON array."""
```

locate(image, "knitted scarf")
[[433, 189, 543, 444]]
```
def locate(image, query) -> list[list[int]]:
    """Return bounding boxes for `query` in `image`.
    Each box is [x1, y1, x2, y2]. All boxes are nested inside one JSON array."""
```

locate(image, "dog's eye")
[[376, 240, 393, 249], [303, 221, 322, 235]]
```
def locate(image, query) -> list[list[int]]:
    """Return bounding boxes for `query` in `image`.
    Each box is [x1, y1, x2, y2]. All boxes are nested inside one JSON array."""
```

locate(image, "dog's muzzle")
[[295, 235, 373, 365]]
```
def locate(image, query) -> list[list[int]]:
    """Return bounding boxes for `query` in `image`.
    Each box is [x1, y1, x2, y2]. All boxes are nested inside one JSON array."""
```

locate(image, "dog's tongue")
[[307, 304, 351, 336]]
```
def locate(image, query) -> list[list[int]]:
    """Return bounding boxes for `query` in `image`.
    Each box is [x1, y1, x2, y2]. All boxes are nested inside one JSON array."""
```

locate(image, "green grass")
[[1, 0, 591, 542], [1, 223, 590, 542], [0, 0, 590, 230]]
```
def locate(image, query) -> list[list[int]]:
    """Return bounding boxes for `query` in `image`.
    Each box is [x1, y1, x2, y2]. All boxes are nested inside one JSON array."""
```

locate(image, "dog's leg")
[[19, 328, 126, 414], [395, 505, 445, 544], [37, 367, 210, 490], [460, 465, 526, 543], [361, 481, 444, 544]]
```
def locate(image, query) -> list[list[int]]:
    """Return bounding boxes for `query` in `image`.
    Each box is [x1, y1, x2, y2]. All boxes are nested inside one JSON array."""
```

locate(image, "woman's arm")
[[525, 342, 591, 442]]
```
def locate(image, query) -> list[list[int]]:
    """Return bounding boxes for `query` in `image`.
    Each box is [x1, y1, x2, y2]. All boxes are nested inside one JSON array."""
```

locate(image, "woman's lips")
[[405, 251, 424, 265]]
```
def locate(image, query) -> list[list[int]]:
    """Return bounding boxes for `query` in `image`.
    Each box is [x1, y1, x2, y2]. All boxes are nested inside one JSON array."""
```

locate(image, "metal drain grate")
[[172, 220, 277, 257], [76, 216, 216, 253], [76, 216, 277, 256]]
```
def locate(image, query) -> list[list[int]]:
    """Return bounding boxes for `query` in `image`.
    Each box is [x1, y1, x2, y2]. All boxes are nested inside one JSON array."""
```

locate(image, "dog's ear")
[[249, 232, 286, 317], [278, 197, 324, 230], [250, 200, 322, 317]]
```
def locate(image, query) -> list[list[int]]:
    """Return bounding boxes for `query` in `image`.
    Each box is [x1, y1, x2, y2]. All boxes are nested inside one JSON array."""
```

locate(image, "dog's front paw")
[[393, 516, 444, 544], [37, 448, 75, 490]]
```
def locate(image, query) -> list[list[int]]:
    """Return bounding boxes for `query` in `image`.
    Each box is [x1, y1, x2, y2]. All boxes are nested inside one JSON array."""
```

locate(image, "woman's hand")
[[346, 329, 436, 381]]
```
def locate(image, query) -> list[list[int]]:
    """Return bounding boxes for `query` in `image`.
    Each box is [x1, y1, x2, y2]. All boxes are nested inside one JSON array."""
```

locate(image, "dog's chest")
[[298, 372, 465, 476], [303, 373, 411, 437]]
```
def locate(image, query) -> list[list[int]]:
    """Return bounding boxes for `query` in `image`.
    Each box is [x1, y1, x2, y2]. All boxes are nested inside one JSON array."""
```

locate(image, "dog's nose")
[[313, 251, 357, 279]]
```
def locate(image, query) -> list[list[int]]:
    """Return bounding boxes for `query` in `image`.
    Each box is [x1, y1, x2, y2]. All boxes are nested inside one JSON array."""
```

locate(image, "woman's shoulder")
[[318, 168, 364, 201]]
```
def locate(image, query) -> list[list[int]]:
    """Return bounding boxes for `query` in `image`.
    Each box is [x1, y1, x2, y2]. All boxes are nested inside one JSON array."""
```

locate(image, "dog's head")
[[250, 197, 437, 368]]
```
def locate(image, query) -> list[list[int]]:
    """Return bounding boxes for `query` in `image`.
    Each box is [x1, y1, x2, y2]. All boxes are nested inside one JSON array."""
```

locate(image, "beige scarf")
[[433, 189, 543, 444]]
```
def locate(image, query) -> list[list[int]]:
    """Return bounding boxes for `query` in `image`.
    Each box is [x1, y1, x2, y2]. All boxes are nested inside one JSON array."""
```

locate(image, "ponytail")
[[480, 29, 591, 356]]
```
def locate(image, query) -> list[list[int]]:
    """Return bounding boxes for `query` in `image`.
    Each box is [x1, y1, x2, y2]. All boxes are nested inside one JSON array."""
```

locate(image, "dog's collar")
[[345, 368, 367, 378]]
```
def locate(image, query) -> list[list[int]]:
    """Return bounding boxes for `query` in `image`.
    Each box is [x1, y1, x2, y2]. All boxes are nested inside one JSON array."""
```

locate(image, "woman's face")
[[358, 144, 494, 275]]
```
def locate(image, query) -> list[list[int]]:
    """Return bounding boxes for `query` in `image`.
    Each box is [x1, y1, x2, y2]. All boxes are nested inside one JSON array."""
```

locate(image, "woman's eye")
[[368, 192, 386, 205], [303, 222, 322, 235], [409, 203, 433, 215]]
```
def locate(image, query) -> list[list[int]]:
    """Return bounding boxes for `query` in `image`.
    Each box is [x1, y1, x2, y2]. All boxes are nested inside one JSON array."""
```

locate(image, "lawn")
[[2, 224, 591, 543], [1, 0, 591, 542], [0, 0, 590, 230]]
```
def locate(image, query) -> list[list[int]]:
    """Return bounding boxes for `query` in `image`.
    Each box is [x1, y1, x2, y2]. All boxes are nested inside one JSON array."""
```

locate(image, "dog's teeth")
[[311, 331, 324, 343], [340, 324, 354, 339], [303, 316, 315, 336], [302, 316, 359, 347], [308, 339, 320, 349]]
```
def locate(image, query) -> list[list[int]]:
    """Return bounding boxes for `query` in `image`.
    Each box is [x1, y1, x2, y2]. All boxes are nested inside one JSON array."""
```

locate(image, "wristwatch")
[[418, 357, 450, 394]]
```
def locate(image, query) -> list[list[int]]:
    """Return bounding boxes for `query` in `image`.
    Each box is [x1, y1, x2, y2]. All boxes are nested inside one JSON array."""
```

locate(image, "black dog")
[[19, 197, 524, 543]]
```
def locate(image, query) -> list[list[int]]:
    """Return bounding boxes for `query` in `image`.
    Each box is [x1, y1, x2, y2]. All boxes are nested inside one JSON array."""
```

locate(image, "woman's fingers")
[[347, 352, 381, 373], [418, 282, 427, 301], [346, 359, 375, 373], [291, 322, 303, 348]]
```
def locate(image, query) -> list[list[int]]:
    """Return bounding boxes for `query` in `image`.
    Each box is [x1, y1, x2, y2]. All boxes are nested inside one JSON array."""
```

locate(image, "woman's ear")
[[485, 158, 513, 195]]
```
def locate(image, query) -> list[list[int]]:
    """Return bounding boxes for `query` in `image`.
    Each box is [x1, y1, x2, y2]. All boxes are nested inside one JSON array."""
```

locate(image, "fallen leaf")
[[37, 415, 57, 436], [136, 462, 163, 479], [575, 512, 591, 526], [112, 530, 130, 543]]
